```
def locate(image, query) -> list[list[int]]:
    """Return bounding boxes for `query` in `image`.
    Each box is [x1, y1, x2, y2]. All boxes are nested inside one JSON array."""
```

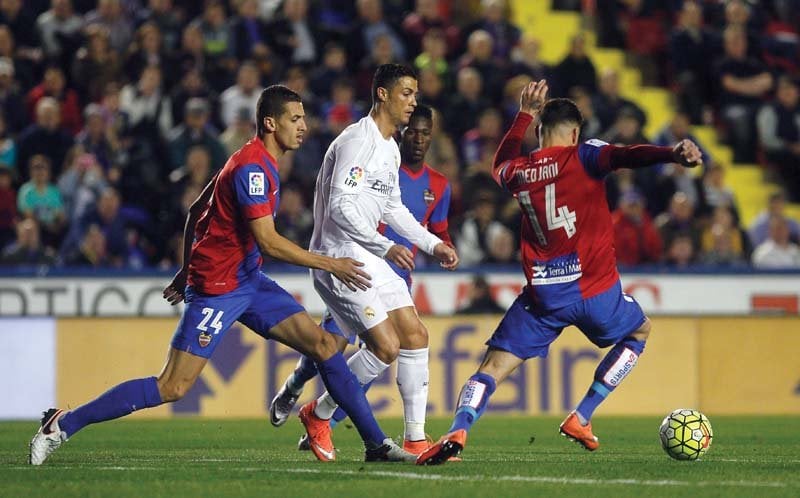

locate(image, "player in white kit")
[[298, 64, 459, 461]]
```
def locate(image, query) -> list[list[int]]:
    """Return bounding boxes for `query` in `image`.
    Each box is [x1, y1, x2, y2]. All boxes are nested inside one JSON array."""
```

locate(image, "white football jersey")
[[310, 115, 441, 256]]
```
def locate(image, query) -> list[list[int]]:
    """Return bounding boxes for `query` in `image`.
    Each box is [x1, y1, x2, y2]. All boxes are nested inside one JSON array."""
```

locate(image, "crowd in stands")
[[0, 0, 798, 271]]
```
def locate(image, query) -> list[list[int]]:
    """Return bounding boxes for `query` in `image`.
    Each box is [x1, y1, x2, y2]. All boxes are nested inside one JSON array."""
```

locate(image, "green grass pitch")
[[2, 416, 799, 498]]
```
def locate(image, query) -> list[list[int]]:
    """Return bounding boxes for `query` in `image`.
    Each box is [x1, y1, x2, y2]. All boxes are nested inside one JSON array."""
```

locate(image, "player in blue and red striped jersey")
[[29, 85, 416, 466], [270, 105, 453, 455], [417, 80, 703, 464]]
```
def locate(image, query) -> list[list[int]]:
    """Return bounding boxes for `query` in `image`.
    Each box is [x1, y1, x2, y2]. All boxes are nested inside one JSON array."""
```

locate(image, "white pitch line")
[[11, 465, 793, 489]]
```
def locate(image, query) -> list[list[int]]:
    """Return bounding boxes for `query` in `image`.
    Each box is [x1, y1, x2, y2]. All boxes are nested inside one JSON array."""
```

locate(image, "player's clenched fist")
[[433, 242, 459, 270], [330, 257, 372, 291], [672, 139, 703, 167], [163, 268, 187, 305]]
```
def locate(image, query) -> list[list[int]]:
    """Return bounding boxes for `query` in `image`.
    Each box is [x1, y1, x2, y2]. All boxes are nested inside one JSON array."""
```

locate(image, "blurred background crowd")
[[0, 0, 798, 271]]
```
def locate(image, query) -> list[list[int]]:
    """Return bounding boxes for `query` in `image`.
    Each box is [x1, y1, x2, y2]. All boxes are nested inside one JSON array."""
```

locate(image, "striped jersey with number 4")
[[493, 139, 619, 311]]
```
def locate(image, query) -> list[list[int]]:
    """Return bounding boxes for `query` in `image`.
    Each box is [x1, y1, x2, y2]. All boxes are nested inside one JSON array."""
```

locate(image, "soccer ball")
[[659, 408, 713, 460]]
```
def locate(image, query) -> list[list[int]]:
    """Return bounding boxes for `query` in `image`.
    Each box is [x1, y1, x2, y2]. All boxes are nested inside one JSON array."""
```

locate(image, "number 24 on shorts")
[[197, 307, 224, 335]]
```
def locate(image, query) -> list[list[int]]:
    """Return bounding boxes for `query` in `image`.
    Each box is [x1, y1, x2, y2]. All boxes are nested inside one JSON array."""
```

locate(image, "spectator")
[[552, 33, 596, 97], [266, 0, 319, 66], [0, 111, 15, 169], [62, 222, 116, 267], [220, 62, 261, 129], [124, 22, 174, 90], [191, 1, 232, 61], [664, 233, 696, 268], [76, 103, 121, 175], [83, 0, 133, 55], [611, 190, 663, 266], [457, 29, 506, 102], [71, 25, 122, 106], [0, 165, 16, 248], [444, 66, 490, 142], [509, 36, 549, 82], [593, 67, 646, 133], [416, 67, 447, 115], [669, 1, 717, 124], [35, 0, 83, 63], [700, 163, 739, 221], [655, 191, 700, 249], [310, 42, 348, 99], [0, 56, 27, 134], [0, 24, 36, 94], [220, 107, 254, 156], [16, 97, 74, 181], [355, 33, 400, 104], [229, 0, 269, 61], [347, 0, 406, 70], [275, 183, 313, 250], [751, 215, 800, 268], [464, 0, 521, 60], [458, 274, 505, 314], [748, 191, 800, 246], [119, 64, 172, 159], [57, 148, 109, 224], [135, 0, 182, 53], [699, 206, 750, 266], [570, 86, 602, 140], [167, 97, 226, 171], [402, 0, 461, 58], [756, 75, 800, 201], [17, 154, 66, 249], [413, 28, 450, 84], [461, 107, 502, 170], [0, 0, 41, 53], [60, 186, 127, 263], [168, 144, 212, 208], [456, 190, 513, 266], [26, 66, 83, 135], [0, 218, 56, 265], [169, 67, 220, 130], [714, 25, 773, 163]]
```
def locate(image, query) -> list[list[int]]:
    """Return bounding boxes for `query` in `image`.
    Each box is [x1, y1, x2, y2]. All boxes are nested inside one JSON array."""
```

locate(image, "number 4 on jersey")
[[518, 183, 577, 246]]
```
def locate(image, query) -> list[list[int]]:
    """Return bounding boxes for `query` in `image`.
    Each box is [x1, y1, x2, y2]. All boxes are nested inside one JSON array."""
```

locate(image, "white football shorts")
[[312, 242, 413, 338]]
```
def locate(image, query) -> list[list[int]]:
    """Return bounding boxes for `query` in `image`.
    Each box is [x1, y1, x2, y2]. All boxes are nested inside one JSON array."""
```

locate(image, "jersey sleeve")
[[233, 163, 273, 219], [577, 139, 613, 179], [429, 182, 451, 232], [329, 136, 370, 195], [492, 157, 527, 192]]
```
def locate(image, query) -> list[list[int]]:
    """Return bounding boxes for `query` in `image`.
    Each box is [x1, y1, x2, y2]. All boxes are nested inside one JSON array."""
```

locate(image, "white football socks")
[[397, 348, 429, 442], [314, 347, 389, 420]]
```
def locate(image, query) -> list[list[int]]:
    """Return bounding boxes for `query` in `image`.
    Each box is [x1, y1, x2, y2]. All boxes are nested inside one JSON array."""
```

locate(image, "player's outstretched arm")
[[603, 139, 703, 172], [492, 80, 548, 173], [163, 175, 217, 305], [249, 215, 372, 291]]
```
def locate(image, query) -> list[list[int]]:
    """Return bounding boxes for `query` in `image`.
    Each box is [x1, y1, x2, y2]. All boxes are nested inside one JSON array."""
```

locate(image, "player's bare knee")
[[307, 331, 338, 362], [399, 321, 429, 349], [632, 318, 652, 341], [157, 380, 192, 403], [370, 336, 400, 364]]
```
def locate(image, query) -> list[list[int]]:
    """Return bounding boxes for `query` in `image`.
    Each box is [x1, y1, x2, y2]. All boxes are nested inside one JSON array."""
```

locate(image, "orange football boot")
[[415, 429, 467, 465], [559, 411, 599, 451], [298, 401, 335, 461]]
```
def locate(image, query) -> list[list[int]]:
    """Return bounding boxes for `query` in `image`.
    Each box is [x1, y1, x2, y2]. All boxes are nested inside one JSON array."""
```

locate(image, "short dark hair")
[[409, 104, 433, 124], [372, 63, 417, 104], [256, 85, 302, 137], [539, 98, 583, 133]]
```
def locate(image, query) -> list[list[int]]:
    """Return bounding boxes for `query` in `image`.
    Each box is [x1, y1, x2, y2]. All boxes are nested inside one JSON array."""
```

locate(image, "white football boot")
[[29, 408, 67, 465]]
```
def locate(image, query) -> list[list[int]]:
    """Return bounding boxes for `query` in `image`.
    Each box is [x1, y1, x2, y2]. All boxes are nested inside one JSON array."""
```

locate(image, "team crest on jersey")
[[423, 188, 435, 206], [364, 306, 375, 319], [249, 172, 265, 196], [345, 166, 364, 187], [198, 332, 212, 348]]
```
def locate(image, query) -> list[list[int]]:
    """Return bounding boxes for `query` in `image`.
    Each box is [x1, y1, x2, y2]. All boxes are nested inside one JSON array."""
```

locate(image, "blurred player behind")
[[270, 105, 452, 456], [417, 80, 703, 464]]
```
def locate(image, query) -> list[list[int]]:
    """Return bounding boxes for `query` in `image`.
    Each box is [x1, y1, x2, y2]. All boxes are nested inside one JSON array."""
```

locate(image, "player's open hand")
[[520, 79, 549, 116], [433, 242, 459, 270], [330, 257, 372, 291], [672, 139, 703, 167], [385, 244, 415, 271], [163, 268, 187, 305]]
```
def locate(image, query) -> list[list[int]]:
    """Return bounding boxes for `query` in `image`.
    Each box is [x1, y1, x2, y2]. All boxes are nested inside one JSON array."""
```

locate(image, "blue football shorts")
[[171, 272, 305, 358], [486, 280, 646, 360]]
